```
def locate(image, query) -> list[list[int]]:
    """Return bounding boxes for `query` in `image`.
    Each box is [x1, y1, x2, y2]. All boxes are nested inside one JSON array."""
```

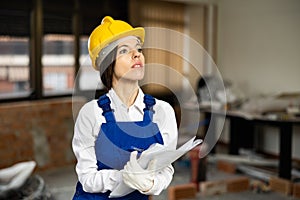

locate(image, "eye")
[[135, 44, 143, 53], [118, 47, 129, 55], [137, 47, 143, 53]]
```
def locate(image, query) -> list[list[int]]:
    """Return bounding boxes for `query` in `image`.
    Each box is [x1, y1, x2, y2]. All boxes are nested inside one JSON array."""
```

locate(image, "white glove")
[[122, 151, 156, 193], [106, 169, 123, 192]]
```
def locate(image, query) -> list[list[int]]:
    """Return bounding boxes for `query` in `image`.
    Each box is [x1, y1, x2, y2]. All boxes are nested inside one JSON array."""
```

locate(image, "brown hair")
[[97, 47, 118, 90]]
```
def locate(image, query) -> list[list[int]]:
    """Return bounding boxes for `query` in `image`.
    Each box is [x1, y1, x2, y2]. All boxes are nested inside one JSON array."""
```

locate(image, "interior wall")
[[217, 0, 300, 97], [216, 0, 300, 158]]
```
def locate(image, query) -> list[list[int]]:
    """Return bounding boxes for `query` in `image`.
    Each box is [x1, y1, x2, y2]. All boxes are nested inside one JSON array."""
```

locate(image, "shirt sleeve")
[[72, 101, 121, 193], [144, 101, 178, 195], [156, 101, 178, 150]]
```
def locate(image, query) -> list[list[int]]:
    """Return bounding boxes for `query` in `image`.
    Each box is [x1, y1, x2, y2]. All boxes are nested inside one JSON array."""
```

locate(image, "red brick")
[[217, 160, 237, 174], [226, 176, 250, 192], [269, 176, 292, 195], [293, 183, 300, 199], [168, 183, 197, 200]]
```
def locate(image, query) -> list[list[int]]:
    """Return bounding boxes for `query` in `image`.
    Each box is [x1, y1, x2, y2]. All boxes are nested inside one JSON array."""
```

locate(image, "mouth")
[[131, 63, 143, 68]]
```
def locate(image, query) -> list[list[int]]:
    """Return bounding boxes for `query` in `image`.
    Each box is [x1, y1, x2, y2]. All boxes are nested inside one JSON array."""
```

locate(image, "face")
[[112, 37, 145, 85]]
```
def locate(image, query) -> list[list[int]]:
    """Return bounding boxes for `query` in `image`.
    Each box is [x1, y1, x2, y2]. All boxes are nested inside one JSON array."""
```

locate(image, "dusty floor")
[[36, 159, 296, 200]]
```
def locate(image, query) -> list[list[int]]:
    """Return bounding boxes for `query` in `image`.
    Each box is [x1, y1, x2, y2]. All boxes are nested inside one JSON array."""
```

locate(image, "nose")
[[132, 49, 141, 59]]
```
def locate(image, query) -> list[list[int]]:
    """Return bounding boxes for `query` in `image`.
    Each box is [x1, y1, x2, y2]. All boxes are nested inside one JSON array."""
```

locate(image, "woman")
[[72, 16, 178, 199]]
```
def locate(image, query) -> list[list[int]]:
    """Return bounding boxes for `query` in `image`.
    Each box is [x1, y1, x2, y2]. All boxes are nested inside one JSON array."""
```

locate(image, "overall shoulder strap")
[[97, 94, 116, 122], [143, 94, 156, 122]]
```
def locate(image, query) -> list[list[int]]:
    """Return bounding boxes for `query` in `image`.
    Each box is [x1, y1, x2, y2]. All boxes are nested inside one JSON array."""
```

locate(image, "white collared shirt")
[[72, 88, 178, 195]]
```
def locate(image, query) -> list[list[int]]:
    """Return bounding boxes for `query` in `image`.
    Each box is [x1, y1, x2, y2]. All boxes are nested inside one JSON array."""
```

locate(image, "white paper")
[[109, 137, 202, 198]]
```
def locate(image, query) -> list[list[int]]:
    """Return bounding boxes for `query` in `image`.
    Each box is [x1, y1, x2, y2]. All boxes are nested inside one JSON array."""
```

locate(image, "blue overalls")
[[73, 94, 164, 200]]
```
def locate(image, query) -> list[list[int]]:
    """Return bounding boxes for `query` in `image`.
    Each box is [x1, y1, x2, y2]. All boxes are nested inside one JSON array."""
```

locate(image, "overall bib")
[[73, 94, 164, 200]]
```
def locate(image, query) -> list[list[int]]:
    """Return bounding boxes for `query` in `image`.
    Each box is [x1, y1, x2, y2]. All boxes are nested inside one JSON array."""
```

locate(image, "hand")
[[122, 151, 156, 192], [107, 169, 123, 191]]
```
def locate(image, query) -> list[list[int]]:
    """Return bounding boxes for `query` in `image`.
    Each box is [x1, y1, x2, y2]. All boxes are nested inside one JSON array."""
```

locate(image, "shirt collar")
[[108, 88, 145, 114], [134, 88, 145, 114]]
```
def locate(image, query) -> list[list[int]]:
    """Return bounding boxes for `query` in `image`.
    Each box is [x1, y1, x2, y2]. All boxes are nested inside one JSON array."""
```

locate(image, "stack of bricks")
[[0, 97, 86, 171], [211, 160, 300, 198]]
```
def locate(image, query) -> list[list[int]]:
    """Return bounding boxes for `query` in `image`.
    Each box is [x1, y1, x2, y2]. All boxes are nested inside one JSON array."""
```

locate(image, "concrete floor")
[[37, 165, 77, 200], [37, 163, 190, 200], [36, 159, 296, 200]]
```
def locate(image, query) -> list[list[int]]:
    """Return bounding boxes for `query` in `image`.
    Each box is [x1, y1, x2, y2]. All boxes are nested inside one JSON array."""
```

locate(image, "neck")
[[112, 80, 139, 107]]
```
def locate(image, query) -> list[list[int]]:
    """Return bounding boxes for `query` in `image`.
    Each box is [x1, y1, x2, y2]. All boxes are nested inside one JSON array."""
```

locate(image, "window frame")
[[0, 0, 115, 103]]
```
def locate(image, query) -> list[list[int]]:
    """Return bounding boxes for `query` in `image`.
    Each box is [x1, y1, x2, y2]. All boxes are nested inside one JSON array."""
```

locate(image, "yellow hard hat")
[[88, 16, 145, 70]]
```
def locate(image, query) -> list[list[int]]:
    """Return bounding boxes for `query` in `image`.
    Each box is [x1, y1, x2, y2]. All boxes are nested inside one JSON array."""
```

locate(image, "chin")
[[122, 74, 144, 82], [131, 71, 145, 80]]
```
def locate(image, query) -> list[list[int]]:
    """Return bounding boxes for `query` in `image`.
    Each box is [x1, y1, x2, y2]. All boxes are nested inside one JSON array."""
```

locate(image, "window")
[[0, 36, 30, 99], [0, 0, 129, 102], [42, 34, 75, 95], [78, 36, 104, 91], [0, 1, 31, 100]]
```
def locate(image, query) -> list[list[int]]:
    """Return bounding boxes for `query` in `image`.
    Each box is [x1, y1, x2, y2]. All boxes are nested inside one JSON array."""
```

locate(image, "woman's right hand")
[[122, 151, 156, 193]]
